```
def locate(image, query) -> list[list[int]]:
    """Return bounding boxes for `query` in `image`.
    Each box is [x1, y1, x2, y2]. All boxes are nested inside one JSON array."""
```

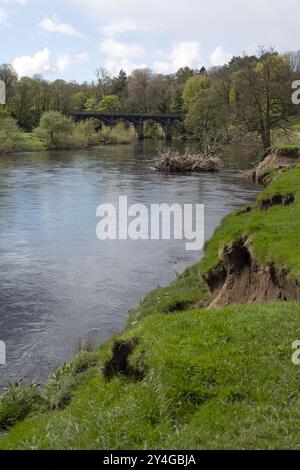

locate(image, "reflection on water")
[[0, 141, 259, 388]]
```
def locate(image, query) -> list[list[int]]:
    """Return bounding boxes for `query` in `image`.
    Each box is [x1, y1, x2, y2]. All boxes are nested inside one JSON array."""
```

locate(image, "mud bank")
[[206, 237, 300, 308], [247, 153, 300, 185]]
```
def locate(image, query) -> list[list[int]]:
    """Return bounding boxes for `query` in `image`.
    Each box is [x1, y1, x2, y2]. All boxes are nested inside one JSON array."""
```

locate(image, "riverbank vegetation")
[[100, 122, 135, 145], [1, 166, 300, 449], [0, 112, 136, 153]]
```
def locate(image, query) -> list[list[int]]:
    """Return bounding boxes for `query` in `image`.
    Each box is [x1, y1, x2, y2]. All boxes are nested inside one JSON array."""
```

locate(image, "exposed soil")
[[259, 193, 295, 211], [163, 300, 194, 313], [206, 238, 300, 308], [246, 153, 300, 186], [102, 339, 143, 380], [236, 206, 253, 216]]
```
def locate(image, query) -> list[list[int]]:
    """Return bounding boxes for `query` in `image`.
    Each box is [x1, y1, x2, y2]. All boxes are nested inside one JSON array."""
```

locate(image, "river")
[[0, 142, 259, 389]]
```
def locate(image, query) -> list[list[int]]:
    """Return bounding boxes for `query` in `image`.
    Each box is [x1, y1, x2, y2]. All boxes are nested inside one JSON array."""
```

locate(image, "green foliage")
[[0, 113, 102, 153], [0, 116, 45, 153], [97, 95, 121, 113], [71, 120, 102, 149], [183, 49, 293, 150], [176, 67, 195, 83], [1, 48, 298, 149], [0, 351, 99, 430], [84, 97, 97, 112], [43, 352, 97, 411], [71, 92, 88, 112], [182, 75, 209, 109], [100, 122, 135, 144], [35, 112, 74, 149], [127, 262, 207, 325], [144, 121, 160, 138], [185, 89, 229, 150], [35, 113, 102, 150], [22, 133, 46, 151], [2, 302, 300, 449], [71, 352, 98, 375]]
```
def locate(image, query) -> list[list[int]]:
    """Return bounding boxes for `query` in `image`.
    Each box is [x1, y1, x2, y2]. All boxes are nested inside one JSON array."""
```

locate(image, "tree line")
[[1, 47, 300, 151]]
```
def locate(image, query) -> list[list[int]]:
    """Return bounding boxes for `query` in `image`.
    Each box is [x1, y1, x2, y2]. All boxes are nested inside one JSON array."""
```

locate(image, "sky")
[[1, 0, 300, 82]]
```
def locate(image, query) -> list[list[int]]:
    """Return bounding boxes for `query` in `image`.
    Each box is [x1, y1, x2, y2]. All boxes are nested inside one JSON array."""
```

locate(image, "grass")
[[1, 166, 300, 449], [1, 303, 300, 449]]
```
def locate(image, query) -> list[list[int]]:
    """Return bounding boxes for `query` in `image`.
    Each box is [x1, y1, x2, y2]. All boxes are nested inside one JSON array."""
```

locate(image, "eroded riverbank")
[[0, 142, 258, 389]]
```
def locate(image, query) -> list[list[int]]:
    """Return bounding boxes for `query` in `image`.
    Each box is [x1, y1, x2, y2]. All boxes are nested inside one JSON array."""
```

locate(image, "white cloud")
[[13, 48, 54, 76], [72, 0, 300, 59], [104, 58, 147, 75], [12, 48, 88, 77], [39, 16, 85, 38], [56, 51, 88, 72], [101, 18, 155, 37], [210, 46, 233, 66], [154, 41, 201, 73], [100, 38, 144, 60], [99, 38, 146, 74]]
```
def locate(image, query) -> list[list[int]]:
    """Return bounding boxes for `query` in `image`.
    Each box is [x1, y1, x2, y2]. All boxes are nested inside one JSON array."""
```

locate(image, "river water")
[[0, 142, 259, 388]]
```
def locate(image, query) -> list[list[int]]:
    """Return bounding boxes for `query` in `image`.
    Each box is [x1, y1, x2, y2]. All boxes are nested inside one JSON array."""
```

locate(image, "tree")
[[185, 89, 229, 153], [0, 116, 23, 152], [148, 75, 173, 113], [112, 69, 127, 96], [176, 67, 195, 83], [229, 49, 292, 150], [126, 69, 153, 113], [36, 111, 73, 148], [97, 95, 121, 113], [182, 75, 210, 110], [71, 91, 88, 112], [95, 68, 113, 98], [85, 97, 98, 112], [11, 77, 38, 129]]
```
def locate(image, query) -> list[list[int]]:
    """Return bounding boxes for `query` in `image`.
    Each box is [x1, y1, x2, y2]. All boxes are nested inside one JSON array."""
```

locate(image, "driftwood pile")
[[154, 149, 221, 173]]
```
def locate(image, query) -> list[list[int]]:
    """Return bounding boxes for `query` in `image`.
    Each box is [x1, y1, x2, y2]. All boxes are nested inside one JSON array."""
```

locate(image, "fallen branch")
[[154, 148, 221, 173]]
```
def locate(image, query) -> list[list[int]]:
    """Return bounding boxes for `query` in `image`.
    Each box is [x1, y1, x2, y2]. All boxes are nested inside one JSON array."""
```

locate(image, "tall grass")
[[100, 122, 135, 144]]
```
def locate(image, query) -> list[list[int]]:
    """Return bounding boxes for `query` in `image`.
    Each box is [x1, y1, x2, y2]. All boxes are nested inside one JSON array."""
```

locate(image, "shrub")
[[100, 122, 135, 144], [0, 381, 42, 430], [35, 112, 74, 149], [0, 117, 45, 153], [72, 120, 102, 148], [71, 352, 98, 375]]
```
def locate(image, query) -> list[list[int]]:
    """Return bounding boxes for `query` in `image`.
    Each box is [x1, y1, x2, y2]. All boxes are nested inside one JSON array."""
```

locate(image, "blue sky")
[[1, 0, 300, 82]]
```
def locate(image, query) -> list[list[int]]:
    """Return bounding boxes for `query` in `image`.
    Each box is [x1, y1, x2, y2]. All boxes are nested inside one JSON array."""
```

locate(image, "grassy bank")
[[1, 166, 300, 449]]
